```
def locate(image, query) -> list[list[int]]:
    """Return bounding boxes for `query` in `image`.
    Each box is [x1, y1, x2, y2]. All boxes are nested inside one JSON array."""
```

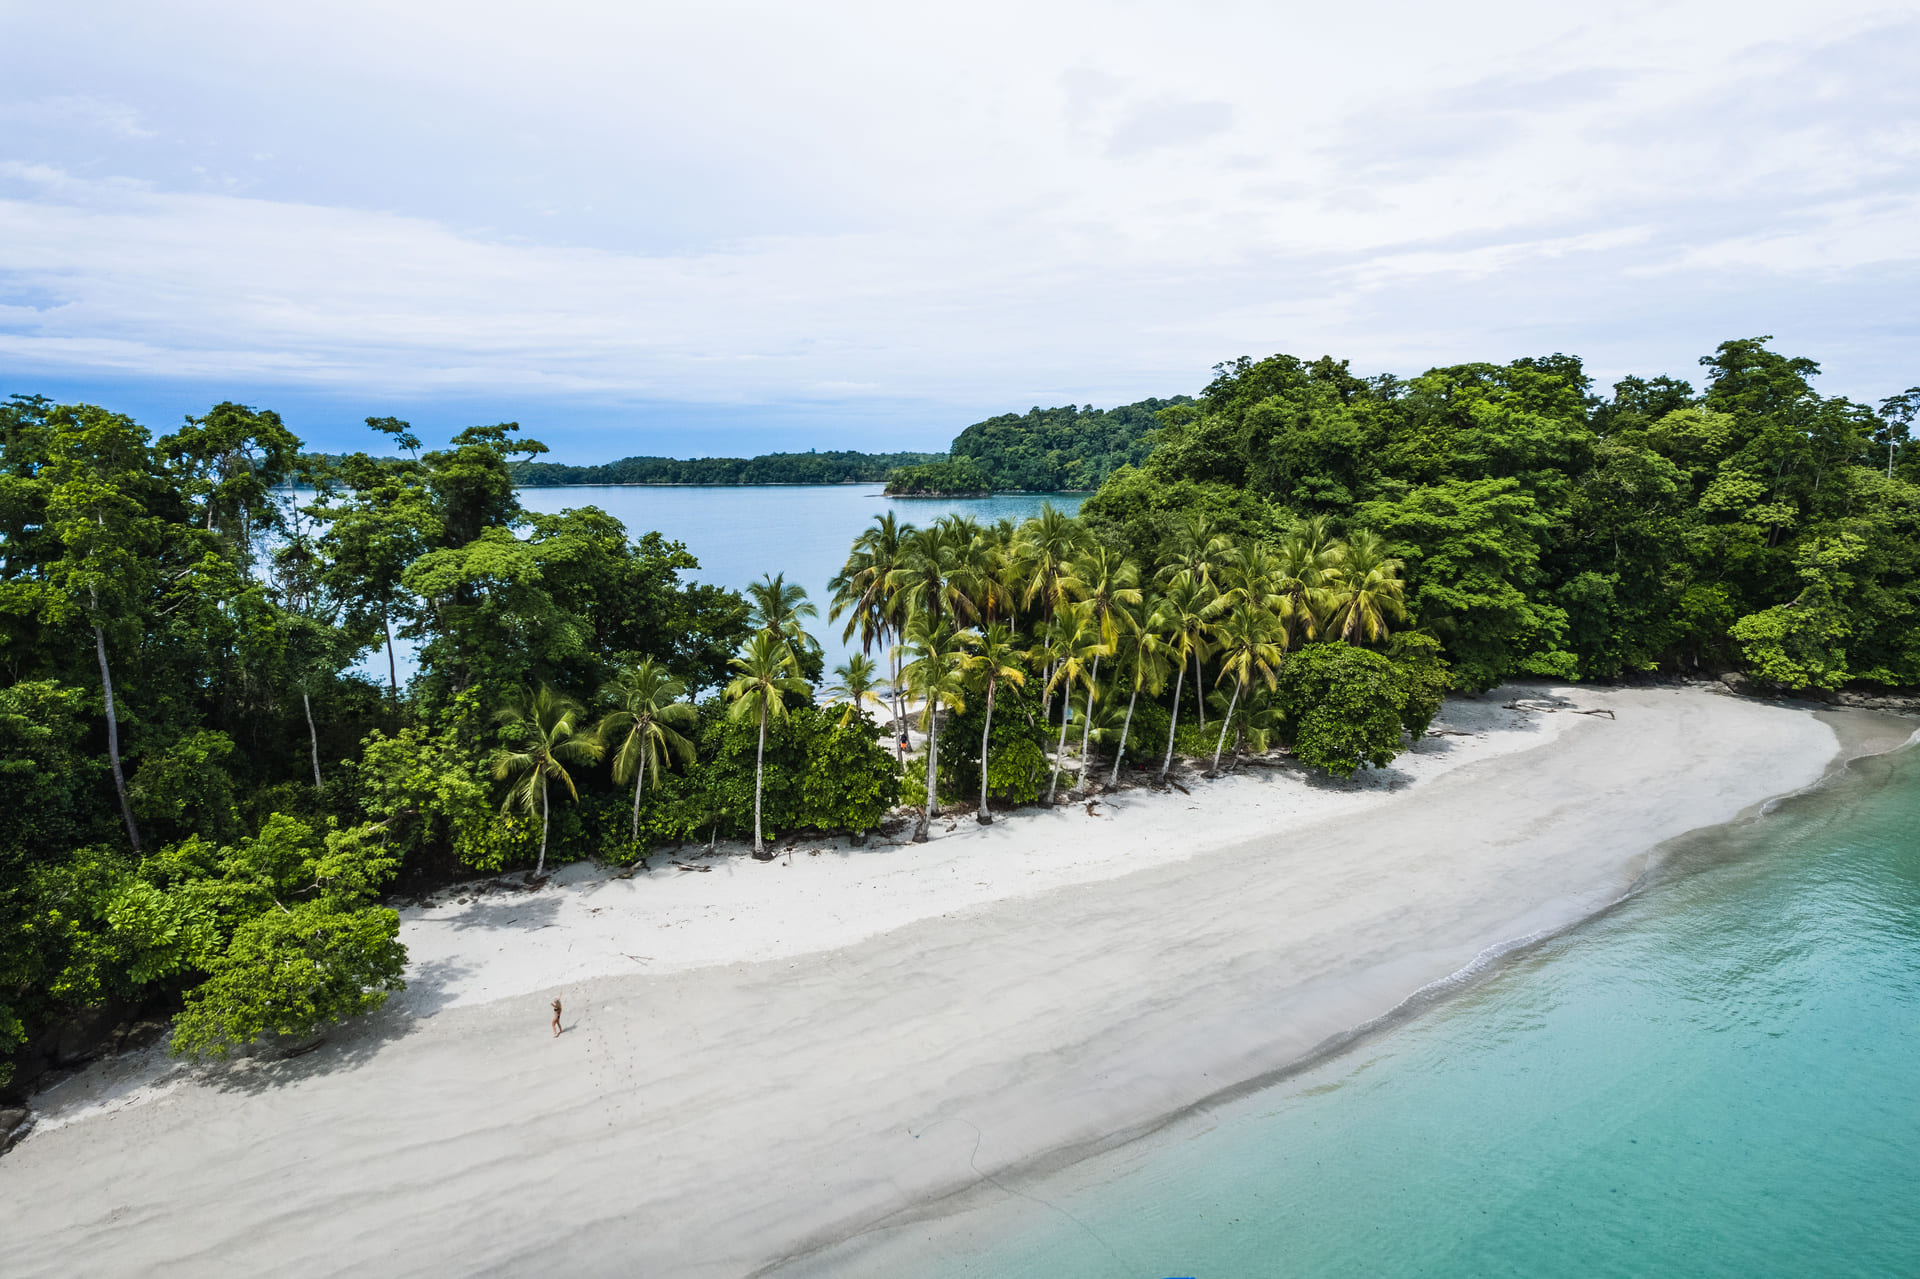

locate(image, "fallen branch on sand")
[[1427, 729, 1473, 737], [1574, 708, 1616, 719], [673, 863, 712, 873]]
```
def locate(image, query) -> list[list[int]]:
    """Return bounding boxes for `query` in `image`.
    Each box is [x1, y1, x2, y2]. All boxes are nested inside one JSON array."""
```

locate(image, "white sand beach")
[[1, 685, 1892, 1277]]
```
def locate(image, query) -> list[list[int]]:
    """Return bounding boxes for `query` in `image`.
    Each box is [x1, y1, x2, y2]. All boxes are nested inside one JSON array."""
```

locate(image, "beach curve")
[[0, 685, 1872, 1278]]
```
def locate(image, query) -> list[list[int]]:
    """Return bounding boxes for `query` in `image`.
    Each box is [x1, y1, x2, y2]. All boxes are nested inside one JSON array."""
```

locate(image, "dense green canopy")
[[1082, 340, 1920, 691]]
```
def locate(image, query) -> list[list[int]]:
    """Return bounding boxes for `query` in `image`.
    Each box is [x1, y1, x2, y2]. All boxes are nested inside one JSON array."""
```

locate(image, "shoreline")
[[784, 702, 1919, 1276], [2, 687, 1908, 1278]]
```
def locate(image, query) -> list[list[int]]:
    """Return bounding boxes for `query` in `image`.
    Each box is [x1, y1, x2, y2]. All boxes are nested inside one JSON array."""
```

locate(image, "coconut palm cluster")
[[828, 504, 1425, 841]]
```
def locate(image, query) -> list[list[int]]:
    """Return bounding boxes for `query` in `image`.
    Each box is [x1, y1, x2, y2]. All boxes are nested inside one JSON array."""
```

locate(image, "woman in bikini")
[[551, 997, 562, 1038]]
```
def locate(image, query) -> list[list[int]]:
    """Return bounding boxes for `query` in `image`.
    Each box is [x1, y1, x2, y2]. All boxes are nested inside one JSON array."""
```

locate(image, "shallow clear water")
[[377, 484, 1080, 681], [895, 740, 1920, 1278]]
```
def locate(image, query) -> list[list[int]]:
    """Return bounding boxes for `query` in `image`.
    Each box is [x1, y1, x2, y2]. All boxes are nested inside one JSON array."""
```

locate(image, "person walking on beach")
[[551, 997, 562, 1038]]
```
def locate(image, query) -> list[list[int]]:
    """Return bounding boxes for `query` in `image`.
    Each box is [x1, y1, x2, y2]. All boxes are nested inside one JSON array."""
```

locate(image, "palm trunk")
[[382, 607, 399, 699], [537, 771, 550, 876], [1194, 650, 1206, 728], [925, 703, 941, 818], [94, 623, 139, 852], [1078, 654, 1100, 770], [1049, 683, 1072, 803], [890, 644, 905, 764], [1111, 688, 1137, 786], [977, 680, 997, 825], [1210, 680, 1241, 775], [1159, 661, 1186, 784], [752, 703, 769, 856], [630, 759, 646, 845], [303, 691, 323, 789]]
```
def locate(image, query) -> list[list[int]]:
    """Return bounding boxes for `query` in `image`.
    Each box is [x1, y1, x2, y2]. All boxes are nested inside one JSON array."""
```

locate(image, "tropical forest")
[[2, 335, 1915, 1091]]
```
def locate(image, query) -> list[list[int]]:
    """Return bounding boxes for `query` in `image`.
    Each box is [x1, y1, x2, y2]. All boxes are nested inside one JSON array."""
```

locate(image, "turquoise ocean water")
[[885, 737, 1920, 1278]]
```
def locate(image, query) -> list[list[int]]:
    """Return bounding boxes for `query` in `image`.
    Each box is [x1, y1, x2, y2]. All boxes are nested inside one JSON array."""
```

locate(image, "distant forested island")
[[886, 396, 1195, 494], [460, 394, 1198, 494], [509, 449, 944, 486]]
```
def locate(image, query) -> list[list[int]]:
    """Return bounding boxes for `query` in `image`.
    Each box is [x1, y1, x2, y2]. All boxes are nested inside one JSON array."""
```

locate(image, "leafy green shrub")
[[1278, 642, 1409, 777], [152, 816, 408, 1058], [1172, 718, 1216, 759], [1389, 631, 1454, 737], [796, 716, 900, 832], [1114, 698, 1171, 764], [941, 682, 1049, 806]]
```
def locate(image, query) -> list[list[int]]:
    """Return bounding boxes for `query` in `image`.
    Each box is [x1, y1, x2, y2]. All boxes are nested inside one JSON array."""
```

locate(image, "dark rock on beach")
[[0, 1106, 32, 1155]]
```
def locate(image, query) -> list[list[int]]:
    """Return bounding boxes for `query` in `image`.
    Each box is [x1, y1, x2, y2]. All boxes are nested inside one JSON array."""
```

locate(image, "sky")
[[2, 0, 1916, 461]]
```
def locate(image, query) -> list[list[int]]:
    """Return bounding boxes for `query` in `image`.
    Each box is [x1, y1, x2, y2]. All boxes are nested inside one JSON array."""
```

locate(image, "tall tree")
[[747, 572, 822, 671], [830, 512, 913, 758], [1151, 574, 1213, 783], [1208, 605, 1283, 775], [157, 401, 301, 560], [320, 436, 438, 698], [725, 632, 809, 858], [599, 659, 698, 850], [959, 621, 1027, 824], [1063, 546, 1143, 769], [900, 611, 974, 841], [490, 683, 604, 876], [887, 526, 958, 630], [1014, 503, 1088, 714], [1108, 603, 1168, 785], [1039, 603, 1104, 803], [41, 405, 164, 850]]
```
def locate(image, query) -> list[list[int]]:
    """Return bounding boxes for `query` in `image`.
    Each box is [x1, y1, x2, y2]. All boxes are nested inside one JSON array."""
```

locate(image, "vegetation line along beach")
[[2, 336, 1917, 1275]]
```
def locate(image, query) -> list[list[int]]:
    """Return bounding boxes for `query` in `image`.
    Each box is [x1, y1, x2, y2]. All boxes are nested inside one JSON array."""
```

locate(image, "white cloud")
[[0, 0, 1915, 426]]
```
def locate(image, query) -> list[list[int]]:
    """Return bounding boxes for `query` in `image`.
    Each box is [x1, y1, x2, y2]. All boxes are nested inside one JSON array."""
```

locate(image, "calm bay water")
[[370, 484, 1080, 682], [866, 738, 1920, 1278]]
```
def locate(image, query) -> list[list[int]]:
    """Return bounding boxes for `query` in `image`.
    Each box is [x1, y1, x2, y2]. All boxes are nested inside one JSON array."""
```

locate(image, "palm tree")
[[1013, 503, 1087, 712], [959, 621, 1027, 824], [822, 653, 889, 729], [1325, 528, 1408, 645], [1215, 541, 1290, 617], [887, 525, 956, 630], [1154, 511, 1230, 590], [598, 659, 698, 852], [747, 571, 822, 664], [900, 611, 975, 842], [1041, 602, 1105, 803], [830, 513, 913, 762], [1108, 604, 1169, 785], [1156, 515, 1231, 728], [491, 683, 606, 876], [1152, 574, 1213, 784], [725, 632, 811, 858], [1208, 606, 1283, 775], [1063, 546, 1143, 770], [946, 520, 1012, 626], [1273, 522, 1341, 648]]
